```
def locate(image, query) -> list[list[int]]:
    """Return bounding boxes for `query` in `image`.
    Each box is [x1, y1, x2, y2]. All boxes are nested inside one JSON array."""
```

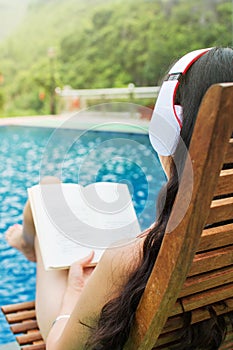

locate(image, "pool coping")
[[0, 113, 150, 134], [0, 342, 20, 350]]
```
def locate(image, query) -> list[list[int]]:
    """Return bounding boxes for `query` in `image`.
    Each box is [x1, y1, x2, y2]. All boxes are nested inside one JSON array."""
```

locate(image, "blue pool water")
[[0, 125, 165, 344]]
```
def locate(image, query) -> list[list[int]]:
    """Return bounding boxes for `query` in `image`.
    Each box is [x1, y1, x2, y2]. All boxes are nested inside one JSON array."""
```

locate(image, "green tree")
[[0, 0, 232, 116]]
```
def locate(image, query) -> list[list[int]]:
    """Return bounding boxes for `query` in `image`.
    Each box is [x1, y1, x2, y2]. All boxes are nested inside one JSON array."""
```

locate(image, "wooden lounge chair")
[[124, 82, 233, 349], [1, 301, 45, 350], [1, 82, 233, 349]]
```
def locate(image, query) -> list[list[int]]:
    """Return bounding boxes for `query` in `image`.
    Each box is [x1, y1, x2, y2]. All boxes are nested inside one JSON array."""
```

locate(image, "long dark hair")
[[85, 47, 233, 350]]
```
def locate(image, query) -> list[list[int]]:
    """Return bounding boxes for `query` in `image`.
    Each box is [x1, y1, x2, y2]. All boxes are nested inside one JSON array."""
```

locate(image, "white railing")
[[56, 84, 160, 111]]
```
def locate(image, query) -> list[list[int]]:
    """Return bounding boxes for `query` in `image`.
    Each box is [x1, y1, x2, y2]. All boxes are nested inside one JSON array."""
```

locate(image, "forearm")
[[46, 286, 82, 349], [46, 255, 95, 349], [59, 286, 81, 314]]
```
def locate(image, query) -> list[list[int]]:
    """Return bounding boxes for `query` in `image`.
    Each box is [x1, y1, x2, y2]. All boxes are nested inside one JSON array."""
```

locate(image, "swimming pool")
[[0, 125, 165, 344]]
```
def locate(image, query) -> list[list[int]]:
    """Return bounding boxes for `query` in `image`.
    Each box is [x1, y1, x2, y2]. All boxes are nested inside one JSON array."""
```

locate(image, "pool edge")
[[0, 114, 150, 134], [0, 342, 20, 350]]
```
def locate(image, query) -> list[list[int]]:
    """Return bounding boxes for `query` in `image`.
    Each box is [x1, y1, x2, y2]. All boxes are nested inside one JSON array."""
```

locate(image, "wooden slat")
[[5, 310, 36, 323], [207, 197, 233, 225], [155, 328, 233, 349], [1, 301, 35, 314], [169, 301, 184, 317], [181, 283, 233, 312], [189, 245, 233, 276], [160, 315, 188, 334], [197, 247, 233, 274], [180, 265, 233, 297], [198, 223, 233, 252], [155, 306, 233, 348], [10, 320, 38, 334], [1, 301, 45, 349], [164, 297, 233, 333], [215, 169, 233, 197], [153, 330, 181, 347], [163, 309, 213, 334], [171, 285, 233, 317], [16, 331, 43, 345], [225, 139, 233, 164], [21, 344, 45, 350]]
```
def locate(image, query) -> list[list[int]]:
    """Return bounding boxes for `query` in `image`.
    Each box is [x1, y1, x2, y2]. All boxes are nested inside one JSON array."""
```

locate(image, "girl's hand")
[[67, 251, 95, 292]]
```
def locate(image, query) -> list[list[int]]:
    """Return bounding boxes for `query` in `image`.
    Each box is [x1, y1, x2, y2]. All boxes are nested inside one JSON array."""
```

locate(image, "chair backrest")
[[124, 83, 233, 350]]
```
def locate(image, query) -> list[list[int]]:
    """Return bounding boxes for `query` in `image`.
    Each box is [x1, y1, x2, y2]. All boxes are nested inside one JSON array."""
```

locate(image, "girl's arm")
[[46, 238, 142, 350], [46, 251, 95, 348]]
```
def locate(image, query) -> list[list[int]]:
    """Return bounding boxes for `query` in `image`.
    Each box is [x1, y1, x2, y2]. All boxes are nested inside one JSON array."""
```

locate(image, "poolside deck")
[[0, 342, 20, 350], [0, 112, 150, 134]]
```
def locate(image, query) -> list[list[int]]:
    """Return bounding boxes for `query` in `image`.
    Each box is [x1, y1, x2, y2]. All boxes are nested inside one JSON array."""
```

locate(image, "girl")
[[6, 47, 233, 349]]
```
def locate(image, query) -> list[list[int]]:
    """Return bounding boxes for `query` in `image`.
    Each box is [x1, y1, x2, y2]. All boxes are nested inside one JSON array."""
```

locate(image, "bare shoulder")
[[99, 237, 143, 276], [110, 236, 144, 258], [77, 236, 144, 312]]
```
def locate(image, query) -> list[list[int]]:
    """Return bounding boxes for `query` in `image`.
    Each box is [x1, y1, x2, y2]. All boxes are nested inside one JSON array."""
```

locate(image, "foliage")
[[0, 0, 232, 116]]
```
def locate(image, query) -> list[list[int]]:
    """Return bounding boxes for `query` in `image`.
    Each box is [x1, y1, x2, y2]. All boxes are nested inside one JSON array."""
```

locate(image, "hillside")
[[0, 0, 30, 42], [0, 0, 232, 116]]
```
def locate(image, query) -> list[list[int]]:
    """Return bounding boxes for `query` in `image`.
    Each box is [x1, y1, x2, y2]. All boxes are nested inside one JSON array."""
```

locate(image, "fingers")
[[68, 251, 95, 292], [39, 176, 61, 184]]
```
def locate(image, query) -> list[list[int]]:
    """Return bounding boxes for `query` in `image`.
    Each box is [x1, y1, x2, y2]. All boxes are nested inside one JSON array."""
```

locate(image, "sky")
[[0, 0, 30, 42]]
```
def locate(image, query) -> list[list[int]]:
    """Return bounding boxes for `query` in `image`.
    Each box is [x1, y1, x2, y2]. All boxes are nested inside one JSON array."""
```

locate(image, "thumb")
[[69, 251, 95, 277], [68, 251, 95, 289], [78, 250, 95, 267]]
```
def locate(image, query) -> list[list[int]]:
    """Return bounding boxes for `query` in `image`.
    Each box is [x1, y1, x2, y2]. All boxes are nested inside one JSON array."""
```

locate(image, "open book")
[[28, 182, 141, 270]]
